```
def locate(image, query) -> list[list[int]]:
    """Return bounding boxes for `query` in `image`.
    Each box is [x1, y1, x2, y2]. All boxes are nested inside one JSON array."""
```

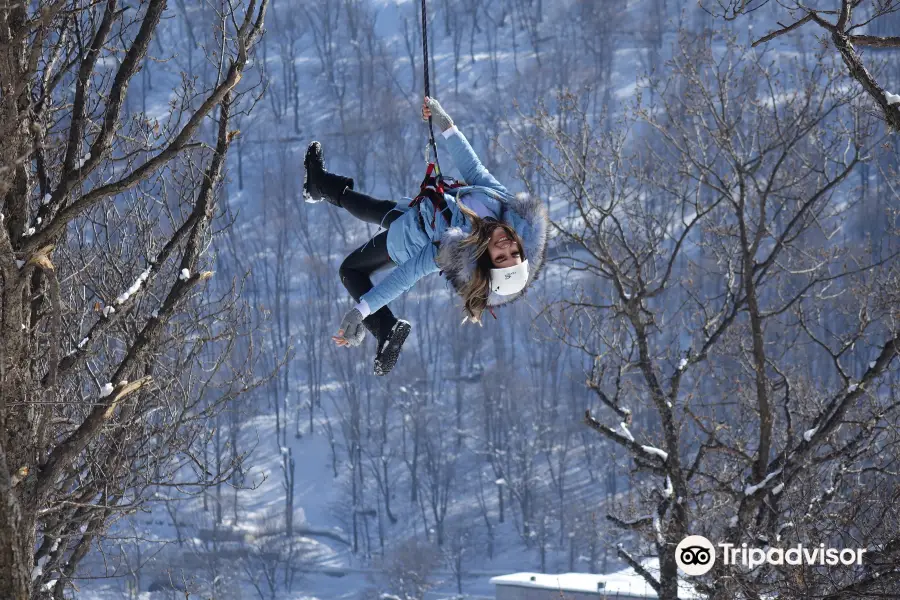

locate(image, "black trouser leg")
[[338, 189, 407, 339], [339, 189, 404, 228], [339, 230, 398, 340]]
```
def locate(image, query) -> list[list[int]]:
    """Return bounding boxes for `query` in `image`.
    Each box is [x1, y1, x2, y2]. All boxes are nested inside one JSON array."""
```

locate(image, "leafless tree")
[[706, 0, 900, 131], [239, 511, 313, 600], [362, 537, 441, 600], [0, 1, 269, 597], [516, 33, 899, 599]]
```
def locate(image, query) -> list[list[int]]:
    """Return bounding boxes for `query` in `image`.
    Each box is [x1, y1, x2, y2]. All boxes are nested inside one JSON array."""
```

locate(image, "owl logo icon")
[[676, 536, 716, 576]]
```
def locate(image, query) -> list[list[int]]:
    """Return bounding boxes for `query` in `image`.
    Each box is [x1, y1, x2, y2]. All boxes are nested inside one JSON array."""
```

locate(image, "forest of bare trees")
[[1, 0, 898, 599]]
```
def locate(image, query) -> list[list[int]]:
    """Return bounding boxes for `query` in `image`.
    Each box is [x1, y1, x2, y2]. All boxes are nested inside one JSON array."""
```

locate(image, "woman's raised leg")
[[304, 141, 404, 228], [339, 189, 404, 228]]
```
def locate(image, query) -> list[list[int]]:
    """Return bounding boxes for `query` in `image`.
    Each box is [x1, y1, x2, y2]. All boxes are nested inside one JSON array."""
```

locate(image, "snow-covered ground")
[[80, 406, 663, 599]]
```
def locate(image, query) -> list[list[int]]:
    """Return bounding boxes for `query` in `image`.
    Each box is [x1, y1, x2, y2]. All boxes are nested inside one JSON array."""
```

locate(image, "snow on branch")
[[803, 427, 818, 443], [744, 468, 783, 497], [663, 476, 674, 499], [619, 422, 635, 443], [615, 544, 661, 594], [642, 446, 669, 462], [584, 410, 669, 467], [115, 267, 151, 305]]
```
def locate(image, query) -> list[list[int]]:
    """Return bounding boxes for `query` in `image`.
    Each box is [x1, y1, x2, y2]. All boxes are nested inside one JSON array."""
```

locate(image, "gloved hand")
[[333, 308, 365, 347], [422, 96, 454, 132]]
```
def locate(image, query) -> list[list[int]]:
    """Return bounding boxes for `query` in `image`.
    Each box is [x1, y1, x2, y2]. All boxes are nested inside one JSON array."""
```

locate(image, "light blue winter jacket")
[[360, 127, 548, 314]]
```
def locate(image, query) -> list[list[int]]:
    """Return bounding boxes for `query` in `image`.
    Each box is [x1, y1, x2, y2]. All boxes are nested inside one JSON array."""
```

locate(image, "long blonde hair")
[[456, 201, 525, 322]]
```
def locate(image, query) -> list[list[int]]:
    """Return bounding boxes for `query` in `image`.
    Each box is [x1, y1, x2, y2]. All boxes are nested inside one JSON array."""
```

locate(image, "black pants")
[[338, 189, 404, 339]]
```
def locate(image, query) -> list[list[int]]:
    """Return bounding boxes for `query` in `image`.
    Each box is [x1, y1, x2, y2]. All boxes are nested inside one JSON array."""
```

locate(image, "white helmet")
[[490, 260, 530, 296]]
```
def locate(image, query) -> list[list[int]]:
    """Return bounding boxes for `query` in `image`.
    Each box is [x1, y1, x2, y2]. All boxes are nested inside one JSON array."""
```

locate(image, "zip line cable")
[[421, 0, 442, 177]]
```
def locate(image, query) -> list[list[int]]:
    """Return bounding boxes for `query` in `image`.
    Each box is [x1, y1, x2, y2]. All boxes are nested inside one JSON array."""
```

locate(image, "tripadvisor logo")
[[676, 535, 867, 576], [676, 536, 716, 576]]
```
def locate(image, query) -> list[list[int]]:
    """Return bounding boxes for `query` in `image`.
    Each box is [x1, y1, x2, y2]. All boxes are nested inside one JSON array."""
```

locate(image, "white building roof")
[[489, 559, 702, 599]]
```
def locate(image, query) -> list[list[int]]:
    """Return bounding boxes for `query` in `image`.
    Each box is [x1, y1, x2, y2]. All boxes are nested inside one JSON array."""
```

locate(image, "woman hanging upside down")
[[303, 97, 548, 376]]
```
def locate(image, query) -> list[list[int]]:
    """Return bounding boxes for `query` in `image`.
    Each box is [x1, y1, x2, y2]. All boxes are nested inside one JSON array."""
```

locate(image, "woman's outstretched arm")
[[442, 127, 507, 193], [358, 243, 440, 314], [423, 97, 508, 194]]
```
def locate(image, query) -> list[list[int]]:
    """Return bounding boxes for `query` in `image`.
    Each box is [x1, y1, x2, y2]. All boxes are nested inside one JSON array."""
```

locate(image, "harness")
[[408, 162, 467, 229]]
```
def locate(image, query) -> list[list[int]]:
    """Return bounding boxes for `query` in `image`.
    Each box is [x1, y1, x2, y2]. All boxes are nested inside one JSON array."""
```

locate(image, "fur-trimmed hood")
[[436, 188, 549, 309]]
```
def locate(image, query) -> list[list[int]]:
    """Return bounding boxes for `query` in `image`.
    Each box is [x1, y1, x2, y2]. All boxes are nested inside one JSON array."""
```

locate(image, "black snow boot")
[[303, 141, 354, 205], [373, 320, 412, 376], [363, 310, 412, 376]]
